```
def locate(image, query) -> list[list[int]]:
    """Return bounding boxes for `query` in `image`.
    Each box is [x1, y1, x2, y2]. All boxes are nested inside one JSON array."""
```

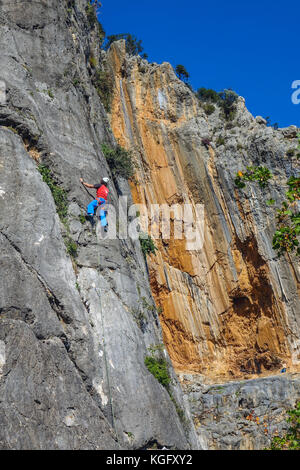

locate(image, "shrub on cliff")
[[234, 135, 300, 258], [85, 2, 105, 45], [144, 356, 171, 388], [103, 33, 148, 59], [203, 103, 215, 116], [38, 165, 68, 221], [196, 87, 238, 120], [175, 65, 190, 83], [94, 68, 113, 112], [268, 402, 300, 450], [139, 233, 157, 257], [101, 143, 135, 180], [196, 87, 220, 103], [218, 89, 239, 120]]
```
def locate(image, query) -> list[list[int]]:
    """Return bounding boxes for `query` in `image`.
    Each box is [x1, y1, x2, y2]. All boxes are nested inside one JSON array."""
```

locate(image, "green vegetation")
[[175, 65, 190, 83], [86, 2, 99, 28], [72, 78, 80, 87], [234, 166, 273, 189], [38, 164, 79, 260], [85, 2, 105, 44], [144, 344, 188, 427], [234, 135, 300, 258], [203, 103, 215, 116], [218, 89, 239, 120], [268, 402, 300, 450], [196, 88, 220, 103], [65, 237, 78, 258], [38, 165, 68, 221], [6, 126, 19, 135], [78, 215, 86, 225], [94, 68, 113, 112], [89, 55, 97, 69], [273, 193, 300, 256], [196, 87, 239, 121], [169, 393, 187, 425], [139, 233, 157, 257], [104, 33, 148, 59], [101, 143, 135, 180], [216, 136, 225, 147], [286, 148, 295, 158], [144, 356, 171, 388]]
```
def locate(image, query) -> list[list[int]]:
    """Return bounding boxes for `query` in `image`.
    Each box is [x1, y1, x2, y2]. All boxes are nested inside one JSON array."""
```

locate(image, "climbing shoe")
[[86, 214, 95, 227]]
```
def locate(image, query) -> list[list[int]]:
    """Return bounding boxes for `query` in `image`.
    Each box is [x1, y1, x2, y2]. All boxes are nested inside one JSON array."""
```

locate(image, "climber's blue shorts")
[[87, 198, 107, 226]]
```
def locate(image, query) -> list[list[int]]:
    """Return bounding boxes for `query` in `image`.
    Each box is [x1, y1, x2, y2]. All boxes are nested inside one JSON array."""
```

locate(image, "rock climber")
[[80, 176, 110, 229]]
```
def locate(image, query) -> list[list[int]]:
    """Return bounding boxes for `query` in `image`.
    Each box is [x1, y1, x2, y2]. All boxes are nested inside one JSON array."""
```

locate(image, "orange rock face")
[[107, 41, 300, 381]]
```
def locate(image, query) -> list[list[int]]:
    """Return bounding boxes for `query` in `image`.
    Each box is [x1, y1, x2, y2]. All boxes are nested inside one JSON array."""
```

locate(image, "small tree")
[[218, 89, 238, 120], [175, 65, 190, 83], [196, 87, 220, 103], [103, 33, 147, 58]]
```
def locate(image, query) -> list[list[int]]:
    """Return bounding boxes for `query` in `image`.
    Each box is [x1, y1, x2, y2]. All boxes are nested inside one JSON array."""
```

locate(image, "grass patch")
[[144, 345, 189, 427], [38, 165, 68, 221], [216, 136, 225, 147], [64, 237, 78, 258]]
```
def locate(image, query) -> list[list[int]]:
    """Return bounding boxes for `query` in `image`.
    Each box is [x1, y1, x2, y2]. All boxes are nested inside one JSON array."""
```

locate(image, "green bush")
[[94, 69, 113, 112], [85, 2, 105, 43], [234, 161, 299, 258], [139, 233, 157, 257], [89, 55, 97, 68], [218, 89, 238, 120], [196, 87, 220, 103], [38, 165, 68, 221], [101, 143, 135, 180], [103, 33, 147, 58], [234, 166, 273, 189], [216, 136, 225, 147], [175, 65, 190, 83], [86, 3, 97, 27], [268, 402, 300, 450], [196, 87, 238, 120], [64, 237, 78, 258], [144, 356, 171, 388], [203, 103, 215, 115]]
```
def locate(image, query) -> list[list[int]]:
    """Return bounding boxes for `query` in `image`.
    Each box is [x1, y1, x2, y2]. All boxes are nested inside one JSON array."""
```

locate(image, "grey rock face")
[[181, 373, 300, 450], [0, 1, 197, 450]]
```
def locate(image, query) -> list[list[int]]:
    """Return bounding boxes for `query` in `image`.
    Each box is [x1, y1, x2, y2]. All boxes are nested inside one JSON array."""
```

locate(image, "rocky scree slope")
[[0, 0, 199, 450]]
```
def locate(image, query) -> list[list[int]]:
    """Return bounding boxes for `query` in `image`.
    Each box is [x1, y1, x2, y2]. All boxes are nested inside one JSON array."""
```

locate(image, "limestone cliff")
[[0, 0, 299, 451], [0, 1, 198, 450], [107, 41, 300, 382]]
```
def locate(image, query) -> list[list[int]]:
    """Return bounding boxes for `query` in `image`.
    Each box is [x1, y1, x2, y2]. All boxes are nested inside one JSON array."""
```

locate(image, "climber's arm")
[[80, 178, 97, 189]]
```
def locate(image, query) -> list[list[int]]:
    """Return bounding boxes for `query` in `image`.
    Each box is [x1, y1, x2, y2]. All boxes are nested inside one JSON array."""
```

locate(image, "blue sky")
[[98, 0, 299, 128]]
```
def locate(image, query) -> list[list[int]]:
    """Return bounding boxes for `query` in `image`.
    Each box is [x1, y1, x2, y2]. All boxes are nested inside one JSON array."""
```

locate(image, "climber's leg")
[[98, 198, 108, 228], [87, 199, 98, 216]]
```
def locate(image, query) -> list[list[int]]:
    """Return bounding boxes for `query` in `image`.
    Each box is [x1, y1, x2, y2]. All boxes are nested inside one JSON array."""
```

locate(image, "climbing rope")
[[95, 243, 119, 443]]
